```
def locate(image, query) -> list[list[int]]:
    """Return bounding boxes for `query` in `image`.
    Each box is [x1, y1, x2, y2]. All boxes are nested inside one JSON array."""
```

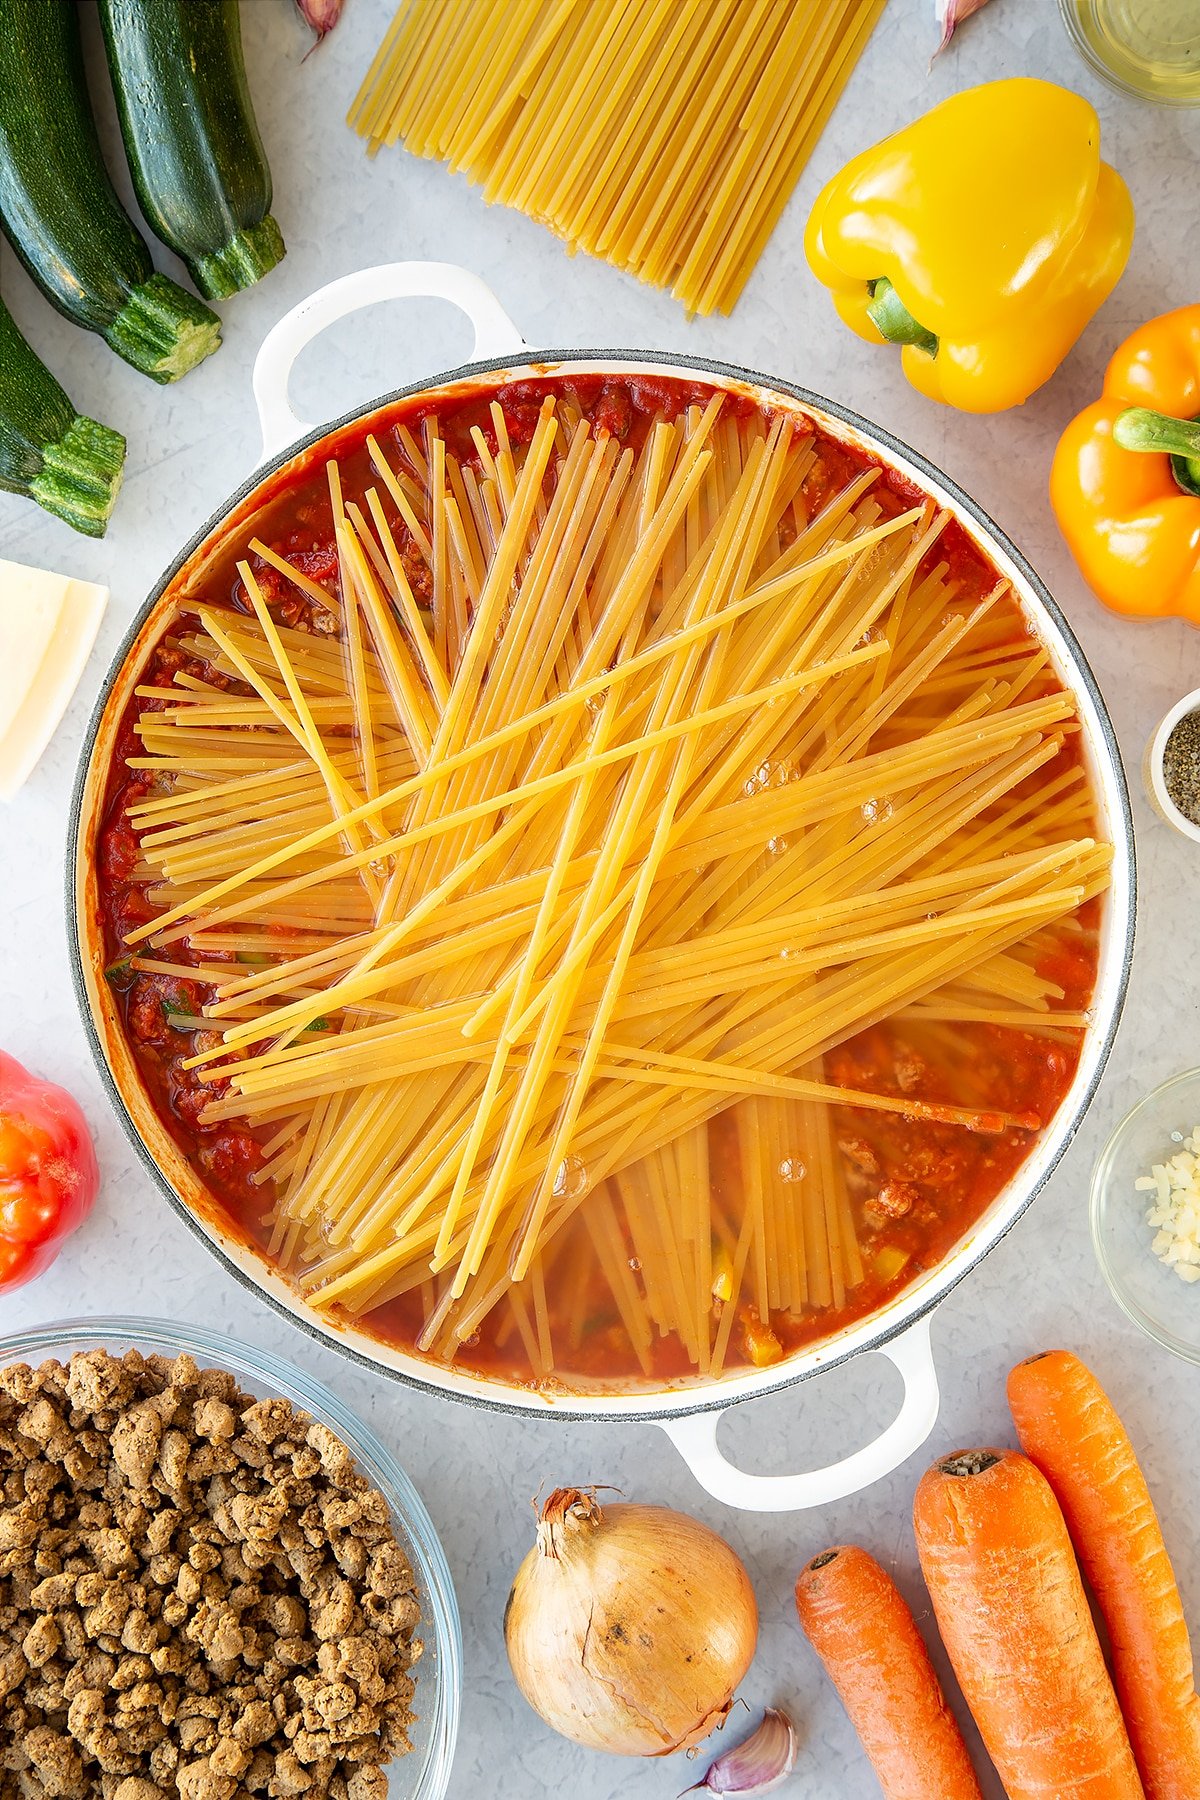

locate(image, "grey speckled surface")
[[3, 2, 1200, 1796]]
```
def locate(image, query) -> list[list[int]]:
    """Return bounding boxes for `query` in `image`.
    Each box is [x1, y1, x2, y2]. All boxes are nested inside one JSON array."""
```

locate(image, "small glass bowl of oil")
[[1059, 0, 1200, 104]]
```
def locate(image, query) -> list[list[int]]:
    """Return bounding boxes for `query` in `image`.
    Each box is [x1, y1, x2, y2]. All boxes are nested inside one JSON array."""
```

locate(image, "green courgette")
[[0, 0, 221, 383], [0, 295, 125, 537], [98, 0, 286, 302]]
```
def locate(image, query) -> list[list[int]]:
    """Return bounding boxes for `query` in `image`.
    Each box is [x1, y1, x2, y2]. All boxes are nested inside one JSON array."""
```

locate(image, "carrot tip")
[[808, 1549, 840, 1571]]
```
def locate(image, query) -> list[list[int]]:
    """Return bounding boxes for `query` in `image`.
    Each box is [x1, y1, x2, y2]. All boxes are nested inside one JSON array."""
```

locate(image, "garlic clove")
[[932, 0, 993, 61], [295, 0, 344, 45], [681, 1707, 798, 1797]]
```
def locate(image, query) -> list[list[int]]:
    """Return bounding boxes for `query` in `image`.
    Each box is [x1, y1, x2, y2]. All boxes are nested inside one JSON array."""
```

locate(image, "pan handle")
[[659, 1312, 940, 1512], [251, 262, 528, 463]]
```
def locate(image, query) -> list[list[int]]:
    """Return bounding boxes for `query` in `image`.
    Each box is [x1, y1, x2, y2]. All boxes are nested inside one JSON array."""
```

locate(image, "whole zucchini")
[[0, 0, 221, 383], [0, 296, 125, 536], [98, 0, 286, 301]]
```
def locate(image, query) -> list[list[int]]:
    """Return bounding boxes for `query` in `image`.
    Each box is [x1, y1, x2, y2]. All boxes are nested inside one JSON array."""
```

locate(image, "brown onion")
[[504, 1487, 758, 1756]]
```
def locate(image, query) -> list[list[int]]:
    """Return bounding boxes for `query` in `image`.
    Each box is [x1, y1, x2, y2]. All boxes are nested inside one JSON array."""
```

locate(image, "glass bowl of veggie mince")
[[1091, 1069, 1200, 1365], [0, 1316, 462, 1800]]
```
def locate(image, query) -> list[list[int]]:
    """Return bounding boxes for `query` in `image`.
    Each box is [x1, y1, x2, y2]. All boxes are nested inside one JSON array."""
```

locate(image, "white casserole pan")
[[69, 263, 1136, 1511]]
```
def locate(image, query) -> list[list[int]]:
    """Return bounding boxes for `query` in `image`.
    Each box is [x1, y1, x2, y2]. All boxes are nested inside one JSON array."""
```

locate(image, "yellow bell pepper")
[[1052, 306, 1200, 624], [805, 79, 1134, 414]]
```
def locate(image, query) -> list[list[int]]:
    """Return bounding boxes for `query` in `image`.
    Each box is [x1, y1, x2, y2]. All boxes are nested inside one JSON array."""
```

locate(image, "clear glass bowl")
[[0, 1316, 462, 1800], [1091, 1070, 1200, 1362], [1058, 0, 1200, 106]]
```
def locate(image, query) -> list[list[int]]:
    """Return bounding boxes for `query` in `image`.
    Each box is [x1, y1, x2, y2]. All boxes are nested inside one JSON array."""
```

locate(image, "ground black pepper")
[[1162, 709, 1200, 825]]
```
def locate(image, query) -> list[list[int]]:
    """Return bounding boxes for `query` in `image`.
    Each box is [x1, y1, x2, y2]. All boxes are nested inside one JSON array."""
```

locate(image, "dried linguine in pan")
[[95, 373, 1109, 1391]]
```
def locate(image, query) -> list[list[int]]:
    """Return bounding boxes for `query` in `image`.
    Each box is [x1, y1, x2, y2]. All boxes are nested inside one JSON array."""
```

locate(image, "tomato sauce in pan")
[[92, 372, 1103, 1392]]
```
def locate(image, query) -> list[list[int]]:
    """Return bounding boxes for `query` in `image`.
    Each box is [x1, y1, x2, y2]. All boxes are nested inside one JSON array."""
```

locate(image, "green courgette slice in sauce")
[[0, 0, 221, 383], [0, 294, 125, 537], [98, 0, 286, 302]]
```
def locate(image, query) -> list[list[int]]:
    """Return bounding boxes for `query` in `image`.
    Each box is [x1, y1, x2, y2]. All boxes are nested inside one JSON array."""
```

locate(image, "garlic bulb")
[[504, 1487, 759, 1756]]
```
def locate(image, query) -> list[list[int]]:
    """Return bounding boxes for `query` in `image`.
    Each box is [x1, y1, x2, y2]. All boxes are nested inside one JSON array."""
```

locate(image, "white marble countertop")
[[3, 2, 1200, 1795]]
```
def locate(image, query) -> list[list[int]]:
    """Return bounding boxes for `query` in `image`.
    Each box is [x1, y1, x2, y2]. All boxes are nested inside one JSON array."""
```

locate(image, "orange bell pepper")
[[1052, 305, 1200, 623]]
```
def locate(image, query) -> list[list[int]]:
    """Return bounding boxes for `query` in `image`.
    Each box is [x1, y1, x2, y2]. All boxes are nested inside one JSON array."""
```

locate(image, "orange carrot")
[[913, 1447, 1145, 1800], [794, 1543, 984, 1800], [1008, 1349, 1200, 1800]]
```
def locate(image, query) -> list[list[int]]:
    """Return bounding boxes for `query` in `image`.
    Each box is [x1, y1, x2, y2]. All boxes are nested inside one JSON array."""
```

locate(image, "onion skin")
[[504, 1488, 759, 1757]]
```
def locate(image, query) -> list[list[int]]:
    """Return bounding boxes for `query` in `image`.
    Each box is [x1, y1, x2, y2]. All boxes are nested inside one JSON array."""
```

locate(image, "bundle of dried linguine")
[[349, 0, 890, 314]]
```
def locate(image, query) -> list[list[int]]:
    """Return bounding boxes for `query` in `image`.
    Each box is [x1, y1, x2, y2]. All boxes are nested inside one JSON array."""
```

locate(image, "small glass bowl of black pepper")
[[1145, 686, 1200, 844]]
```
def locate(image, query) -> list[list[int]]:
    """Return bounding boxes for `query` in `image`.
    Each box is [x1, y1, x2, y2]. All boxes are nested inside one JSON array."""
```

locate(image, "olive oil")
[[1061, 0, 1200, 104]]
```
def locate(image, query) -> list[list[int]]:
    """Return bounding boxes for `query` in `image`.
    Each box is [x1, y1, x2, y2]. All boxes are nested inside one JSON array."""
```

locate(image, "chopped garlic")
[[1138, 1125, 1200, 1282]]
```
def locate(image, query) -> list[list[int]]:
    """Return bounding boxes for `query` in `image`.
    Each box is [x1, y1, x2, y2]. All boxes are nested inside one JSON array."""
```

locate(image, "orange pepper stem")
[[1113, 406, 1200, 497], [866, 279, 939, 357]]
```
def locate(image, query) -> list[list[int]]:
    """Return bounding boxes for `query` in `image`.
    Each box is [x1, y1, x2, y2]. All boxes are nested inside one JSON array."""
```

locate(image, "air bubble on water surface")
[[779, 1158, 806, 1182], [744, 759, 794, 797], [628, 1257, 641, 1272], [552, 1155, 588, 1200], [860, 796, 893, 825], [768, 836, 790, 855]]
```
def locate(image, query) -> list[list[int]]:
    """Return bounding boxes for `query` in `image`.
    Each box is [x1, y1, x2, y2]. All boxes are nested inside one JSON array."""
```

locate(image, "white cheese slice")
[[0, 558, 108, 802]]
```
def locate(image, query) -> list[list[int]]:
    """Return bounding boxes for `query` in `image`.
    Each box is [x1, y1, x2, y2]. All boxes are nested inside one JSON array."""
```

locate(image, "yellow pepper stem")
[[866, 278, 939, 357], [1113, 407, 1200, 498]]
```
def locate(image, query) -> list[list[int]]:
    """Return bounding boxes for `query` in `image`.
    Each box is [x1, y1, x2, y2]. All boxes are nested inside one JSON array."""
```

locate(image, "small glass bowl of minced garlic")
[[1092, 1069, 1200, 1364], [1145, 687, 1200, 844]]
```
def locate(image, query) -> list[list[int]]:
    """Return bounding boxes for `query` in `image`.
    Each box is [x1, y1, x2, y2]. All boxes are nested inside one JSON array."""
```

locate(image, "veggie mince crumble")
[[0, 1349, 421, 1800]]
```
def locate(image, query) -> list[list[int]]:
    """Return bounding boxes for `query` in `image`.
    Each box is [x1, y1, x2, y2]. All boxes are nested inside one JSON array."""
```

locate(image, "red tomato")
[[0, 1050, 99, 1291]]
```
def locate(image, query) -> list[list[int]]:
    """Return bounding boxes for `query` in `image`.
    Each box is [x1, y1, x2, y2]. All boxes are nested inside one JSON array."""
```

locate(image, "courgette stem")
[[104, 274, 223, 385], [0, 0, 221, 380], [0, 296, 125, 537], [98, 0, 285, 301], [191, 215, 286, 301], [29, 417, 125, 538]]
